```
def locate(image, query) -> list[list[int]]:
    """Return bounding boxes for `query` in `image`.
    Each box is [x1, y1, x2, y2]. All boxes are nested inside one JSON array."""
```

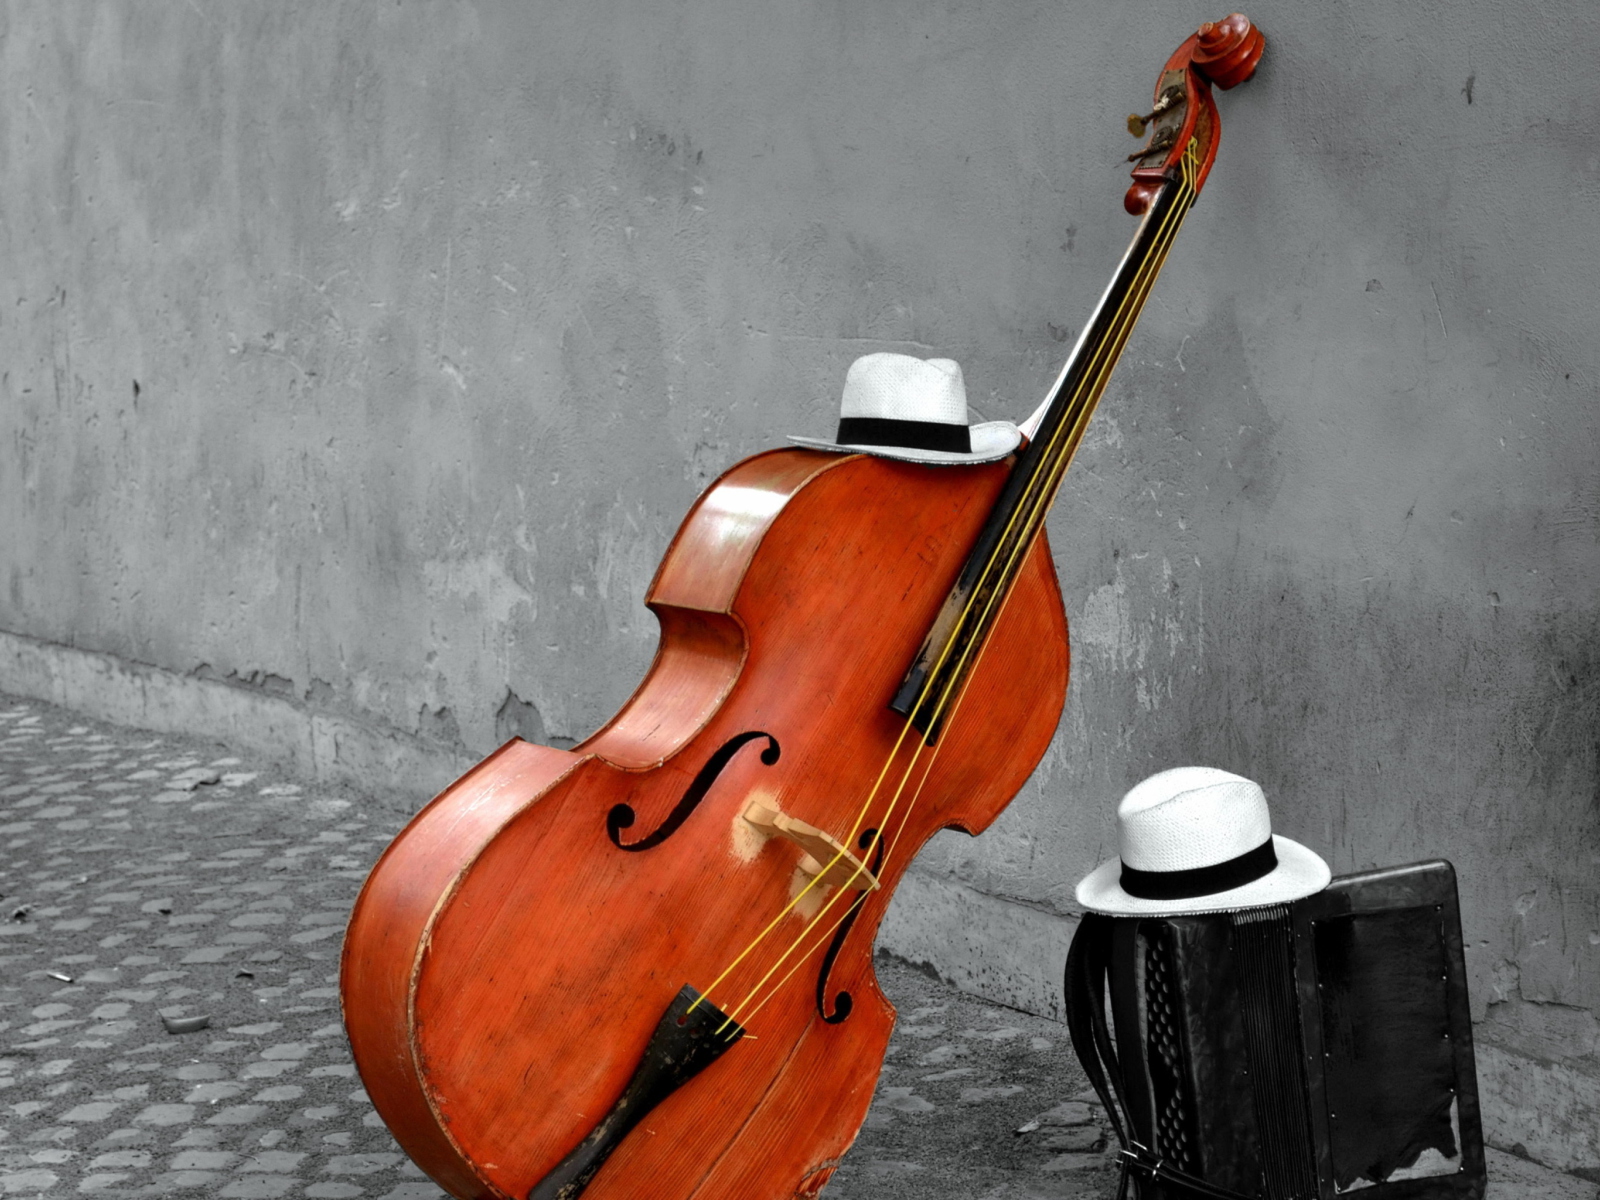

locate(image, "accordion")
[[1066, 860, 1484, 1200]]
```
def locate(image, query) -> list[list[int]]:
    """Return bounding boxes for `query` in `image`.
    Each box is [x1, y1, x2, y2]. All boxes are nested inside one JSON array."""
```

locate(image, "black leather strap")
[[1064, 916, 1261, 1200]]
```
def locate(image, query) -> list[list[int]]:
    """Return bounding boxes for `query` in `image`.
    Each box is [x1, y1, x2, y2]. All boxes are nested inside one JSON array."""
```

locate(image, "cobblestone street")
[[0, 695, 1121, 1199], [0, 695, 452, 1198], [1, 693, 1583, 1199]]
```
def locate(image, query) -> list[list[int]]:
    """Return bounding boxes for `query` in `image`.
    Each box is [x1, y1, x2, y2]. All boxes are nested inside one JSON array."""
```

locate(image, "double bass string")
[[720, 144, 1203, 1027], [734, 579, 1012, 1024], [862, 144, 1204, 875], [730, 248, 1194, 1027], [706, 143, 1203, 1028], [690, 707, 930, 1015], [736, 148, 1203, 1024], [713, 144, 1201, 1026]]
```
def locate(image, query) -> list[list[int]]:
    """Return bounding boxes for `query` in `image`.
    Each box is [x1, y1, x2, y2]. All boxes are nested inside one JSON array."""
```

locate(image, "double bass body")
[[342, 447, 1070, 1200], [344, 14, 1267, 1194]]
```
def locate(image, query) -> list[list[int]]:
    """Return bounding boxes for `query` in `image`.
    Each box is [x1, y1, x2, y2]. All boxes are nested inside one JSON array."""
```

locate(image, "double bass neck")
[[892, 149, 1202, 736], [894, 8, 1265, 736]]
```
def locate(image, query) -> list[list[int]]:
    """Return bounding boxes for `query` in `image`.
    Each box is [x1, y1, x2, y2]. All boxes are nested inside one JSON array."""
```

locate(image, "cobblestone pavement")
[[822, 967, 1116, 1200], [0, 693, 1583, 1200], [0, 696, 448, 1199], [0, 693, 1118, 1199]]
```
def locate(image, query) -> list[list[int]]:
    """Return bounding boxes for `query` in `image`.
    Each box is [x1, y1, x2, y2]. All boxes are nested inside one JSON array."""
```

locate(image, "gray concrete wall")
[[1, 0, 1596, 1175]]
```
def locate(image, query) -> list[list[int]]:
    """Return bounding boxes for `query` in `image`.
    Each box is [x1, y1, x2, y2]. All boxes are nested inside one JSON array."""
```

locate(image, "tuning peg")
[[1126, 127, 1177, 162], [1126, 84, 1186, 138]]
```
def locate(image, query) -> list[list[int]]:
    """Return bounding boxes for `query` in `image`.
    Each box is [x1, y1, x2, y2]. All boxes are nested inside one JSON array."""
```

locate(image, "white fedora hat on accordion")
[[790, 352, 1022, 466], [1075, 766, 1330, 917]]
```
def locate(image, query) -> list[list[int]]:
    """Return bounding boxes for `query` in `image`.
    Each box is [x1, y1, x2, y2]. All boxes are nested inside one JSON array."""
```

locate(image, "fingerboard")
[[892, 141, 1202, 737]]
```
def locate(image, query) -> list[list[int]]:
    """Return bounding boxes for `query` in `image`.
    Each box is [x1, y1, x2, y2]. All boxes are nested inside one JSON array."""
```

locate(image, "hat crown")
[[840, 353, 968, 425], [1116, 766, 1273, 873], [789, 351, 1022, 464]]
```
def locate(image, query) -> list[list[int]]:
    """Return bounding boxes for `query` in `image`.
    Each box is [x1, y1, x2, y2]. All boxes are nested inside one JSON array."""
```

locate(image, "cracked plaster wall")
[[0, 0, 1596, 1164]]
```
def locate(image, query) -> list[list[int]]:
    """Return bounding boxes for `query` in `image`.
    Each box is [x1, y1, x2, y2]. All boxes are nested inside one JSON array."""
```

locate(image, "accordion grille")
[[1232, 905, 1319, 1200], [1144, 928, 1197, 1174]]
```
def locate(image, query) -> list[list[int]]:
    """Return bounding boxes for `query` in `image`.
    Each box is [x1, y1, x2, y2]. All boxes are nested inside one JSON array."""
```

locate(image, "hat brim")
[[788, 420, 1022, 466], [1074, 835, 1331, 917]]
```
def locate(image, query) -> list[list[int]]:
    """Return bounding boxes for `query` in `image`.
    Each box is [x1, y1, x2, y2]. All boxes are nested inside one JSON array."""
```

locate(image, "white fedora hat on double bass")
[[790, 352, 1022, 466], [1075, 766, 1330, 916]]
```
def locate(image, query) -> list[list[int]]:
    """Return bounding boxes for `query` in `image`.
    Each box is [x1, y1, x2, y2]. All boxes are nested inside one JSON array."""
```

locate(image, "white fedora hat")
[[1075, 766, 1330, 917], [790, 352, 1022, 466]]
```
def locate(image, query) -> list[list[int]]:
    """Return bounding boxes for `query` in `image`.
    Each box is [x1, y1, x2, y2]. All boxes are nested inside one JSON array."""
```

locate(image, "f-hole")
[[607, 731, 780, 852], [816, 827, 887, 1024]]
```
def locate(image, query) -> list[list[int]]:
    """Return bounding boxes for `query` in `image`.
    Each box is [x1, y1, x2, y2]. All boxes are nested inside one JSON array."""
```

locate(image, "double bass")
[[341, 15, 1265, 1200]]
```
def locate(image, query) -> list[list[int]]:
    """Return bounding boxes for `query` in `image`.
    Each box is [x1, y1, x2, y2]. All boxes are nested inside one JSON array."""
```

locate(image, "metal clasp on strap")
[[1118, 1145, 1163, 1176]]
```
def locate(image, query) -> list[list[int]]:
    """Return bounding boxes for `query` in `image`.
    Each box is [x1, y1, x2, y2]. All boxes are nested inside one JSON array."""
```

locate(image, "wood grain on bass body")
[[342, 447, 1069, 1200]]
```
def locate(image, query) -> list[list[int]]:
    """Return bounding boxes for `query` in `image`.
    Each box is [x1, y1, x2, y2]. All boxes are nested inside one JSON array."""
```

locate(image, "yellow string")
[[735, 565, 1009, 1024], [699, 142, 1202, 1025], [711, 147, 1200, 1025], [717, 151, 1201, 1021]]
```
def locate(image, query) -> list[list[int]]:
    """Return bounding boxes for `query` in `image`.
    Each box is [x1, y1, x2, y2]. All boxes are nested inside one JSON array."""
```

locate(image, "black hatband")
[[836, 416, 971, 454], [1119, 838, 1277, 901]]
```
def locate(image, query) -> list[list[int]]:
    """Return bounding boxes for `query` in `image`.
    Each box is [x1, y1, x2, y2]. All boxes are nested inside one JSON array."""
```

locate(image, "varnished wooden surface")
[[1124, 12, 1262, 214], [340, 738, 582, 1199], [342, 448, 1070, 1199]]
